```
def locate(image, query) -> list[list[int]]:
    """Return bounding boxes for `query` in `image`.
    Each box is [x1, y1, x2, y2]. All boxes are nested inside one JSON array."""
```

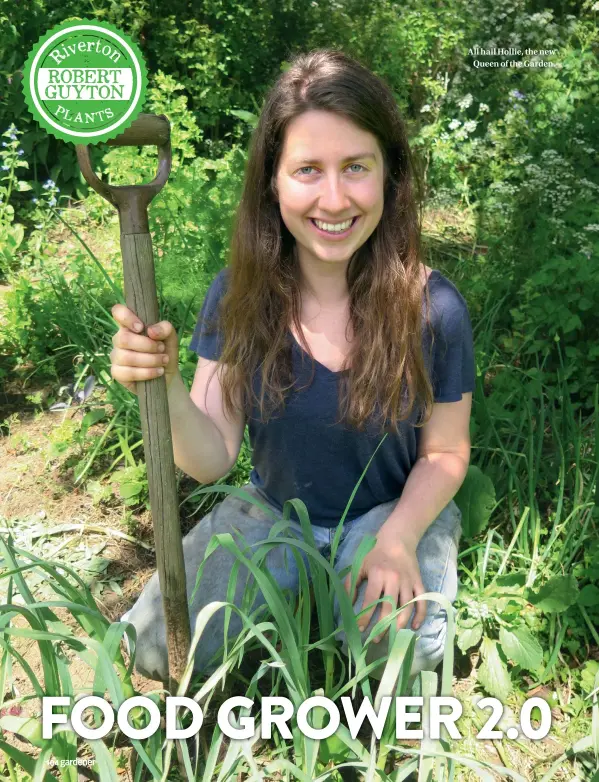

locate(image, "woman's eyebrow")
[[291, 152, 377, 165]]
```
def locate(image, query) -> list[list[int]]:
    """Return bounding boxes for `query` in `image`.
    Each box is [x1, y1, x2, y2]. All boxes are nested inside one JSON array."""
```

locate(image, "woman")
[[110, 49, 475, 687]]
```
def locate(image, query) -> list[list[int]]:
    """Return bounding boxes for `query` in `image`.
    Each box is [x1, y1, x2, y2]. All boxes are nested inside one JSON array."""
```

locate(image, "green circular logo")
[[22, 19, 148, 144]]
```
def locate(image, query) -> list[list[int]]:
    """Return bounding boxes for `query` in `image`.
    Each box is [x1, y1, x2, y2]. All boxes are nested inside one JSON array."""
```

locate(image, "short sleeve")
[[430, 283, 476, 403], [188, 268, 228, 359]]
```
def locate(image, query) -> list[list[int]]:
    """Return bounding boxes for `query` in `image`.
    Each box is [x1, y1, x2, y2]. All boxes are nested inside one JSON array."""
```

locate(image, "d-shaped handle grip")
[[75, 113, 172, 235]]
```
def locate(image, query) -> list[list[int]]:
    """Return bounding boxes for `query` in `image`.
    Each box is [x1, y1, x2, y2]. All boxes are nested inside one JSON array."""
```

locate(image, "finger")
[[344, 567, 364, 604], [111, 364, 164, 384], [412, 579, 427, 630], [358, 572, 384, 632], [343, 574, 351, 596], [147, 321, 179, 358], [146, 321, 175, 340], [110, 347, 169, 369], [395, 586, 415, 631], [112, 303, 144, 333], [373, 575, 400, 643], [112, 329, 165, 353]]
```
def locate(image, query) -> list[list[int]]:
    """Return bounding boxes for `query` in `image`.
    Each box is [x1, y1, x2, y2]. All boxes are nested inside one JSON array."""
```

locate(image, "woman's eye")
[[296, 163, 366, 175]]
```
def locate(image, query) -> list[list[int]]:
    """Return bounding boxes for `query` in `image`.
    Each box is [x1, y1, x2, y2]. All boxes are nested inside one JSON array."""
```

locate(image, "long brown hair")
[[208, 48, 435, 436]]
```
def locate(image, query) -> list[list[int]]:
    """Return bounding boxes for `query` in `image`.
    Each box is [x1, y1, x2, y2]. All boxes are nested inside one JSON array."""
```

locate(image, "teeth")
[[314, 218, 354, 232]]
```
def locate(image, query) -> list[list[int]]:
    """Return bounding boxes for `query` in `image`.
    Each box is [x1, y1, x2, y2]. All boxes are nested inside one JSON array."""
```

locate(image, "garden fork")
[[75, 114, 191, 694]]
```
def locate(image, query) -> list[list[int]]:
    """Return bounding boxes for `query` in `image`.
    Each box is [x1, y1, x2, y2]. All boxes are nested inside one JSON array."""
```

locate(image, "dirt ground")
[[0, 369, 170, 776]]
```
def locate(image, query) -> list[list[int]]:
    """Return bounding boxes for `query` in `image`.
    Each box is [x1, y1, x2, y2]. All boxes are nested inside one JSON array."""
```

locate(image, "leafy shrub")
[[410, 2, 599, 409]]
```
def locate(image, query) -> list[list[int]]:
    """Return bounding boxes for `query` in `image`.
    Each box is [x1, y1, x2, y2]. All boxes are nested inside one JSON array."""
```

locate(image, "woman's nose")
[[317, 175, 352, 212]]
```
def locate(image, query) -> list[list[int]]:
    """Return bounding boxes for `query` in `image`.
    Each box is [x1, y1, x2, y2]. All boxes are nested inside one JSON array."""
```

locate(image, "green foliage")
[[498, 625, 543, 671], [454, 369, 598, 702], [453, 465, 496, 538], [456, 569, 547, 696], [477, 637, 512, 699], [113, 462, 149, 508], [4, 0, 597, 406], [0, 533, 153, 781], [409, 1, 599, 408], [149, 143, 247, 305], [580, 661, 599, 696], [526, 573, 579, 613], [99, 71, 203, 185], [0, 124, 29, 278]]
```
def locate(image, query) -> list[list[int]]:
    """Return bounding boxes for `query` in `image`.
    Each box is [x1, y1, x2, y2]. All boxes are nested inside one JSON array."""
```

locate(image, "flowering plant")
[[0, 124, 30, 276]]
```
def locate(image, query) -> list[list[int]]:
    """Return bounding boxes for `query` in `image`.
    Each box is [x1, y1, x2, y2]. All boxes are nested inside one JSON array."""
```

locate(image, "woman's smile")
[[309, 215, 360, 239]]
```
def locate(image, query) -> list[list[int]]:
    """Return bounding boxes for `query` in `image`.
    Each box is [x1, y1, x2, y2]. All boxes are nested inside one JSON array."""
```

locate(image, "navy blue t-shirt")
[[189, 267, 475, 527]]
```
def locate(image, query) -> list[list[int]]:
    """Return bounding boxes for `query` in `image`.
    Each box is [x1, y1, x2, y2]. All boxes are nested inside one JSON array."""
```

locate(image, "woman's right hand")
[[110, 304, 180, 395]]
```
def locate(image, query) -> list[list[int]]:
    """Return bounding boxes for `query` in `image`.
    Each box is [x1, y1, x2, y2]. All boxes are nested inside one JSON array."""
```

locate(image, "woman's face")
[[275, 110, 385, 268]]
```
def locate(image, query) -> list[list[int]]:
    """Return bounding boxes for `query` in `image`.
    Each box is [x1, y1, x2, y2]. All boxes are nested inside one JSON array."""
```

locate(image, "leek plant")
[[0, 471, 524, 780]]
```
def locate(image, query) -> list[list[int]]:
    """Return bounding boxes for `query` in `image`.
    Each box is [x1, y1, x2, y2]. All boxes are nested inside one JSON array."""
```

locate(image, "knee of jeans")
[[410, 611, 449, 675], [120, 606, 169, 683], [121, 603, 240, 683]]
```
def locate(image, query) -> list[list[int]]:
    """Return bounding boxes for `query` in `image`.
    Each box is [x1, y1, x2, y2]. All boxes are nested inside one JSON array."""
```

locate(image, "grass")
[[0, 510, 518, 781]]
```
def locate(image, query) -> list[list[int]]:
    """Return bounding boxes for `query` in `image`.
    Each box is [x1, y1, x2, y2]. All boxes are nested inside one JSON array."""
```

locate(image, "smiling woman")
[[276, 115, 384, 266], [112, 48, 475, 688]]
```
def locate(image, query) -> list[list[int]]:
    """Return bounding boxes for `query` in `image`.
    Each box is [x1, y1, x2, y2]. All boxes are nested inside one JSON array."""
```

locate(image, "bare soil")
[[0, 370, 167, 776]]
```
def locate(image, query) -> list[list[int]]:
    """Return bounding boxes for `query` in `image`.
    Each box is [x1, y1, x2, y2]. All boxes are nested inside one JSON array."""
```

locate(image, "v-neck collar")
[[289, 269, 441, 376], [289, 328, 349, 376]]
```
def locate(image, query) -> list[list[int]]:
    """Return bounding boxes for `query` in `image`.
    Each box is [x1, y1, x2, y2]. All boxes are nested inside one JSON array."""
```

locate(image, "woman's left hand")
[[343, 527, 427, 643]]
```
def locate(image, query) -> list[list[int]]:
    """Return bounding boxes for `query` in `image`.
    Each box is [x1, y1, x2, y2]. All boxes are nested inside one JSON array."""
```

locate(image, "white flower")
[[584, 224, 599, 232], [420, 104, 431, 113], [580, 178, 599, 191], [457, 93, 473, 110], [449, 119, 461, 130], [478, 103, 489, 113], [463, 120, 478, 134]]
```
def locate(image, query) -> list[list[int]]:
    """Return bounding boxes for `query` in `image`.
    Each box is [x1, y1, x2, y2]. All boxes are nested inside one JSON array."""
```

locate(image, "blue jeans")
[[121, 482, 462, 686]]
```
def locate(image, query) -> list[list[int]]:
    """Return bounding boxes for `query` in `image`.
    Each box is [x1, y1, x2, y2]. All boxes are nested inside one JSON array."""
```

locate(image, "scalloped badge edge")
[[22, 18, 148, 145]]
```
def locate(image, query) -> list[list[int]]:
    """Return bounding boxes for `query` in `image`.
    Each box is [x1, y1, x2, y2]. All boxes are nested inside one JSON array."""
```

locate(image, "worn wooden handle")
[[105, 113, 170, 147], [121, 232, 191, 691], [77, 114, 191, 692]]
